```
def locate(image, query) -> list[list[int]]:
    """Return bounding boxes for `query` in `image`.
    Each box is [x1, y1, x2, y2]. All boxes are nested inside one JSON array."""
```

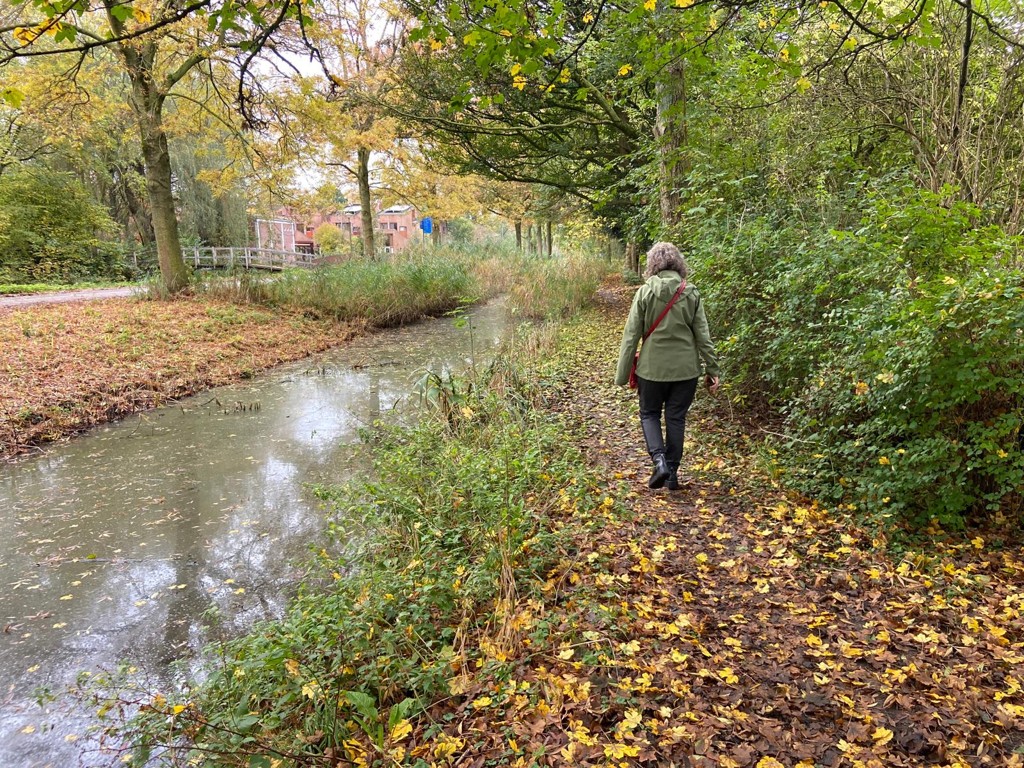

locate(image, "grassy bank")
[[111, 325, 616, 767], [0, 299, 355, 460], [193, 249, 483, 326], [191, 246, 608, 324]]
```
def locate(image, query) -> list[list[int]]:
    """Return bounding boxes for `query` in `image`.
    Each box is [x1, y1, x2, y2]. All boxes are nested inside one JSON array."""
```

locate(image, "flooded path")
[[0, 302, 509, 767]]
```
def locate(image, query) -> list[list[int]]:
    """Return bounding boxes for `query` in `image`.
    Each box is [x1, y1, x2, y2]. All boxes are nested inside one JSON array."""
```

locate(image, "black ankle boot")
[[648, 453, 670, 489], [666, 462, 681, 490]]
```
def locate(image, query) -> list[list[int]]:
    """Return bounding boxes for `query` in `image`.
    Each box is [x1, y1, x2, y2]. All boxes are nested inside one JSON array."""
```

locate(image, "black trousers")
[[637, 377, 698, 469]]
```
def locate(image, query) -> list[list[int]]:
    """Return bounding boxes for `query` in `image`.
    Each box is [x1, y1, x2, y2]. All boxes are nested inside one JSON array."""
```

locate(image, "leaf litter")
[[401, 285, 1024, 768]]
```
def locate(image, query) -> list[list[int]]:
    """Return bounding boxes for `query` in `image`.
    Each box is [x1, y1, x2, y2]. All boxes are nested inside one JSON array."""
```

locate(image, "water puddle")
[[0, 302, 509, 767]]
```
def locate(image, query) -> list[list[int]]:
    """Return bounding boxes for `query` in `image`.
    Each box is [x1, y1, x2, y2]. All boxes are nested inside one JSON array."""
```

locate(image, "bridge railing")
[[186, 247, 318, 271]]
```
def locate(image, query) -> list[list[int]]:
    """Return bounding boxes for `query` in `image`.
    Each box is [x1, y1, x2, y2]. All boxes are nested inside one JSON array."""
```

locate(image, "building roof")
[[342, 204, 362, 214], [381, 205, 414, 214]]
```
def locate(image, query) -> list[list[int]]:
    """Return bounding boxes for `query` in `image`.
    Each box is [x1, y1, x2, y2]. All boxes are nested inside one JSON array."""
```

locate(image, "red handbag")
[[629, 281, 686, 390]]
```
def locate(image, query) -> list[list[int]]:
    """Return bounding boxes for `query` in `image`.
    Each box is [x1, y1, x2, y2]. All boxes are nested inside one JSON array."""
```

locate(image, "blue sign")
[[420, 216, 433, 234]]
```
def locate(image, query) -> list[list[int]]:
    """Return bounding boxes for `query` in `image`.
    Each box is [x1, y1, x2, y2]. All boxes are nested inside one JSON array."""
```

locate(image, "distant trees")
[[1, 0, 318, 292], [0, 166, 115, 283]]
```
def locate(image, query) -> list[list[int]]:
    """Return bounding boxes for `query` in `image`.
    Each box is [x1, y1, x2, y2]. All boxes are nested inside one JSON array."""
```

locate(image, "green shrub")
[[789, 271, 1023, 528], [0, 166, 118, 283], [689, 181, 1024, 528]]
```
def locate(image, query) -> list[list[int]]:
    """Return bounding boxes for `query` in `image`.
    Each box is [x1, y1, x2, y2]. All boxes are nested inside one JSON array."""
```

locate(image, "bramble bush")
[[690, 181, 1023, 529]]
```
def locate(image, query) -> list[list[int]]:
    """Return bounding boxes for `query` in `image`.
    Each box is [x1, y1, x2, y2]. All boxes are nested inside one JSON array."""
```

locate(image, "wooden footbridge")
[[185, 247, 319, 271]]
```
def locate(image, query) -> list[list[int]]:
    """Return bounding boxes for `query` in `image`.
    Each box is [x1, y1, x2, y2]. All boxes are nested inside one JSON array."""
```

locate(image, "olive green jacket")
[[614, 271, 722, 385]]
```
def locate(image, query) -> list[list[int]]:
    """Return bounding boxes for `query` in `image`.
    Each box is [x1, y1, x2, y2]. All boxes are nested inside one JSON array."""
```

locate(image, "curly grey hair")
[[643, 242, 689, 279]]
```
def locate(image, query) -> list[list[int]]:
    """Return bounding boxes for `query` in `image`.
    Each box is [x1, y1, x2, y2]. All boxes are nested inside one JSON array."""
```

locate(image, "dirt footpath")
[[0, 287, 136, 309]]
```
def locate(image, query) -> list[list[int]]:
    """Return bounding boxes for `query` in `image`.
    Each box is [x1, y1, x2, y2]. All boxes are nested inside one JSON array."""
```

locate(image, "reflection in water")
[[0, 302, 508, 768]]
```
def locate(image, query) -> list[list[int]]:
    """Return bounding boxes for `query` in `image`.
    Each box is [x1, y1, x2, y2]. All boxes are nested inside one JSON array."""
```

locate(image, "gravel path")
[[0, 286, 136, 309]]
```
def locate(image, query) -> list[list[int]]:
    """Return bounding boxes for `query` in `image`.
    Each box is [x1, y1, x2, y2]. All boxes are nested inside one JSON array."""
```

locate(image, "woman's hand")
[[705, 375, 720, 395]]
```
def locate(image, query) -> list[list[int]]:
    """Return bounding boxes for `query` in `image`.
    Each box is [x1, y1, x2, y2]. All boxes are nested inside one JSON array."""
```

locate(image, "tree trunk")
[[123, 163, 155, 246], [626, 241, 641, 274], [654, 57, 687, 232], [514, 219, 522, 250], [135, 100, 189, 293], [357, 146, 376, 258], [546, 220, 553, 256], [121, 38, 189, 294], [949, 0, 975, 203]]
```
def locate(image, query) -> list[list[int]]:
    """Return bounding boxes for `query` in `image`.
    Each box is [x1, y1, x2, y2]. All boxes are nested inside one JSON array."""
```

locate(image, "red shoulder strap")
[[642, 280, 686, 342]]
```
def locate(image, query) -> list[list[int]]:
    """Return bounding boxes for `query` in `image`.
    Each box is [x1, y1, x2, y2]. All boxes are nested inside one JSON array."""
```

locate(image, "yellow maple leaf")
[[301, 681, 321, 700], [604, 742, 640, 759], [13, 26, 39, 44], [621, 708, 643, 730], [618, 64, 633, 76], [471, 695, 492, 708], [872, 726, 894, 746], [390, 719, 413, 742], [756, 758, 785, 768], [433, 735, 465, 760], [643, 0, 657, 10]]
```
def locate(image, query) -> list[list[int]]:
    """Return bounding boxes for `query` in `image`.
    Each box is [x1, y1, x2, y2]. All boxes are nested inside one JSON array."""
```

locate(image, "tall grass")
[[194, 256, 472, 327], [506, 251, 608, 319], [183, 243, 608, 327]]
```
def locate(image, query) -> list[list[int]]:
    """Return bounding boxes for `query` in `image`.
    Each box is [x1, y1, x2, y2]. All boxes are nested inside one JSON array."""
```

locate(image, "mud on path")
[[427, 285, 1024, 767]]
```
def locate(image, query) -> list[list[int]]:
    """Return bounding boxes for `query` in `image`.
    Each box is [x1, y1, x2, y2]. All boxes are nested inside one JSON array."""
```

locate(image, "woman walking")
[[615, 242, 721, 489]]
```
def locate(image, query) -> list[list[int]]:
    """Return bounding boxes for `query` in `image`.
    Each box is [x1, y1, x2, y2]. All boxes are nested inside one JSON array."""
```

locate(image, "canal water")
[[0, 302, 509, 767]]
